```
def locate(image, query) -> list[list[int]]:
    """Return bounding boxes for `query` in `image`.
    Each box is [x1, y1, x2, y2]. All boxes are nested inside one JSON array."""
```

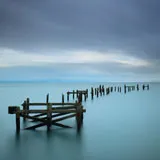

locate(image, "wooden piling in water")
[[22, 100, 27, 121], [73, 90, 75, 99], [91, 87, 94, 99], [46, 94, 49, 104], [47, 103, 52, 130], [26, 98, 29, 116], [124, 85, 126, 94], [16, 107, 20, 133], [67, 92, 69, 101], [62, 94, 64, 104], [97, 89, 99, 97]]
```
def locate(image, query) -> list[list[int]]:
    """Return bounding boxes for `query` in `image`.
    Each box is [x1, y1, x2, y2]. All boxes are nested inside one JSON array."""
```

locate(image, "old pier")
[[8, 83, 150, 133]]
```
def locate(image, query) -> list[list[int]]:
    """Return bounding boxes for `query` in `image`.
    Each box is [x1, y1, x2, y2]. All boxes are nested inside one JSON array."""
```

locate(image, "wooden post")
[[23, 100, 27, 121], [97, 89, 99, 97], [76, 104, 82, 131], [86, 89, 88, 98], [26, 98, 30, 116], [84, 93, 87, 101], [16, 107, 20, 133], [137, 84, 139, 91], [99, 85, 102, 94], [73, 90, 75, 99], [62, 94, 64, 104], [142, 84, 145, 90], [78, 93, 82, 103], [67, 92, 69, 101], [76, 90, 78, 98], [102, 87, 105, 95], [124, 85, 126, 94], [46, 94, 49, 104], [47, 103, 52, 130], [120, 87, 121, 92], [95, 88, 97, 95], [91, 87, 94, 100], [114, 86, 116, 92]]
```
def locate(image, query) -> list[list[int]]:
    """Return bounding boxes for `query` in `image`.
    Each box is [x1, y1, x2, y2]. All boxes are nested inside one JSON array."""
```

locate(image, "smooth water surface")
[[0, 82, 159, 160]]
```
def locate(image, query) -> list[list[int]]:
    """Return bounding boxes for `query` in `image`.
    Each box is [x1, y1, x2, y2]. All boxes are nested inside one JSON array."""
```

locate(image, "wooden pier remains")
[[67, 89, 88, 102], [8, 83, 150, 133], [8, 95, 86, 133]]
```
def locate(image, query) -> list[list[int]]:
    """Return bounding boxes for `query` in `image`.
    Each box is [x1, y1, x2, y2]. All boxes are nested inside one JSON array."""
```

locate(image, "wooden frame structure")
[[8, 97, 86, 133]]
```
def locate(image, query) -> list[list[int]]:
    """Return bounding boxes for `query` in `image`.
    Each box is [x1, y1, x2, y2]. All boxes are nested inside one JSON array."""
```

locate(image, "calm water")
[[0, 82, 159, 160]]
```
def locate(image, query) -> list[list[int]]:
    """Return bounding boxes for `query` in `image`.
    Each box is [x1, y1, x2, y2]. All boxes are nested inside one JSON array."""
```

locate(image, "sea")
[[0, 82, 159, 160]]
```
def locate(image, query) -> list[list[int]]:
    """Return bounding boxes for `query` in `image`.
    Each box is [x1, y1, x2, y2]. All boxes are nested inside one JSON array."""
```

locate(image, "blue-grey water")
[[0, 82, 159, 160]]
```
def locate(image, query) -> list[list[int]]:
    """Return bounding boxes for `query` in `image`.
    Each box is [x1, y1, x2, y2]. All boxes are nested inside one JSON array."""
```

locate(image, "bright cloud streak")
[[0, 47, 151, 68]]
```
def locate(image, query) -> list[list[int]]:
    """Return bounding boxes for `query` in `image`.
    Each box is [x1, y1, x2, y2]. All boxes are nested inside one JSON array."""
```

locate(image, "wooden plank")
[[25, 123, 46, 130], [51, 114, 77, 123], [29, 102, 76, 106], [32, 113, 46, 118], [30, 112, 72, 122], [20, 114, 47, 123], [53, 123, 72, 128], [21, 109, 76, 114]]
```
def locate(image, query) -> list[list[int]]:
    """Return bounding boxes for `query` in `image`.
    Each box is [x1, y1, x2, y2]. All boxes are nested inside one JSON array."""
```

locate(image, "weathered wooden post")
[[137, 84, 139, 91], [22, 100, 27, 121], [124, 85, 126, 94], [76, 104, 82, 131], [76, 90, 78, 98], [111, 87, 113, 92], [67, 91, 69, 101], [95, 88, 97, 95], [97, 89, 99, 97], [102, 87, 105, 95], [86, 89, 88, 98], [73, 90, 75, 99], [16, 107, 20, 133], [46, 94, 49, 104], [91, 87, 94, 100], [99, 85, 102, 94], [26, 98, 30, 116], [78, 93, 82, 103], [62, 94, 64, 104], [147, 84, 149, 90], [47, 103, 52, 130], [84, 93, 87, 101], [142, 84, 145, 90], [114, 86, 116, 92], [120, 87, 121, 92]]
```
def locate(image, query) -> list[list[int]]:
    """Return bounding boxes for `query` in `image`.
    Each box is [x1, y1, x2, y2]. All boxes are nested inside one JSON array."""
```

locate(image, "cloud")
[[0, 0, 159, 59], [0, 0, 160, 81], [0, 47, 151, 67]]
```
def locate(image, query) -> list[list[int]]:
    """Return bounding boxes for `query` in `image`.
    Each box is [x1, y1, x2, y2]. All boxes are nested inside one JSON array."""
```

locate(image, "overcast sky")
[[0, 0, 159, 82]]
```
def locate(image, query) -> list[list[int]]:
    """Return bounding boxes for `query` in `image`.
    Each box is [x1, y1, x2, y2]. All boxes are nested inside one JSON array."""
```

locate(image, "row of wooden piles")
[[66, 83, 149, 101], [8, 83, 149, 133]]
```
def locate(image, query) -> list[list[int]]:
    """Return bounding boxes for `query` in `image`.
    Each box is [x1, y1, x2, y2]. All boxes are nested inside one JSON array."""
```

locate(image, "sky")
[[0, 0, 160, 82]]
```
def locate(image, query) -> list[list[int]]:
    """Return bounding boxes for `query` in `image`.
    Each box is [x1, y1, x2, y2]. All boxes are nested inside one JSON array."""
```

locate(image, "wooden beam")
[[21, 109, 86, 114], [25, 123, 46, 130], [28, 102, 76, 106], [30, 112, 72, 122], [53, 122, 72, 128]]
